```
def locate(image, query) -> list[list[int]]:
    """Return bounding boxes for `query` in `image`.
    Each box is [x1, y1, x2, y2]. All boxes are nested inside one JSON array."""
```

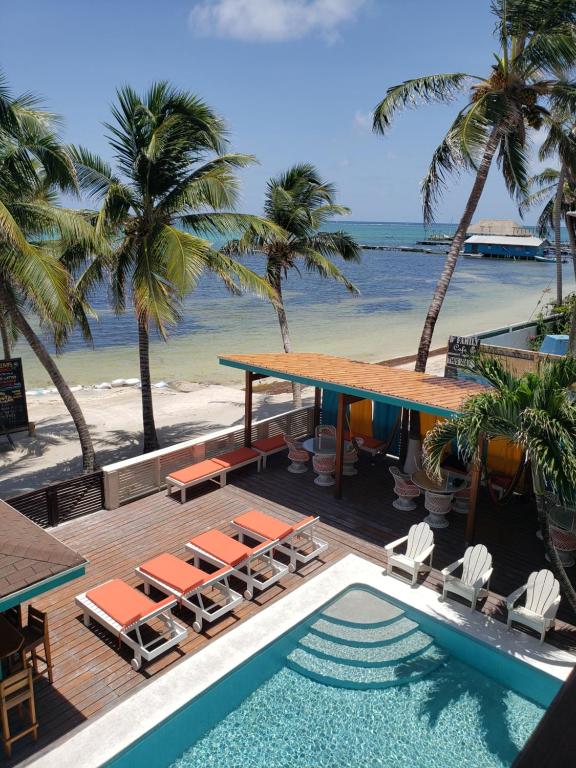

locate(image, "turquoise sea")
[[15, 222, 574, 388]]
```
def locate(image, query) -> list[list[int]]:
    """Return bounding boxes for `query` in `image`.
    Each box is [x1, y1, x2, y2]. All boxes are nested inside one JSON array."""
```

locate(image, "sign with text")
[[445, 336, 480, 379], [0, 358, 29, 433]]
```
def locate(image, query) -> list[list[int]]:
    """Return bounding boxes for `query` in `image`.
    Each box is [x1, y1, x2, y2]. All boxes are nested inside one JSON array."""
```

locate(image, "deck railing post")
[[335, 394, 346, 499], [244, 371, 253, 448]]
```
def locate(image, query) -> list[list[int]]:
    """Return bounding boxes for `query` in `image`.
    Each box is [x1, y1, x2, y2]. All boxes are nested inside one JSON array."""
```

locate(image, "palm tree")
[[522, 165, 576, 292], [373, 0, 576, 372], [423, 354, 576, 614], [223, 163, 361, 407], [0, 73, 103, 471], [72, 82, 277, 452]]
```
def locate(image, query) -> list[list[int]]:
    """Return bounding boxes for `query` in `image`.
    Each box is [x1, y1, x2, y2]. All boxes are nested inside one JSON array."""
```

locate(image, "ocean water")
[[15, 222, 574, 387]]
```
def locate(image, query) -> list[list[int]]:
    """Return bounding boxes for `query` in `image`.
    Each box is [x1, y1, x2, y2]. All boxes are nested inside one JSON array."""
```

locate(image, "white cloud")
[[353, 109, 372, 132], [189, 0, 368, 42]]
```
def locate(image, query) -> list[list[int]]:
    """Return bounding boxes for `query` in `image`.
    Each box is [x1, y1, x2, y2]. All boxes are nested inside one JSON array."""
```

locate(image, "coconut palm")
[[522, 166, 576, 288], [72, 82, 278, 452], [373, 0, 576, 372], [423, 354, 576, 614], [223, 163, 360, 407], [0, 73, 103, 471]]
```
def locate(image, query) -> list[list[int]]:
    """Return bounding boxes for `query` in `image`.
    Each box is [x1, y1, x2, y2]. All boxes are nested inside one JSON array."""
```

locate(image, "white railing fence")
[[102, 406, 315, 509]]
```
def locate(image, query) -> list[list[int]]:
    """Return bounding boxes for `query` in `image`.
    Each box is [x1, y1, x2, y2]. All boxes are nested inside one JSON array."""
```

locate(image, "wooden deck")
[[6, 453, 576, 765]]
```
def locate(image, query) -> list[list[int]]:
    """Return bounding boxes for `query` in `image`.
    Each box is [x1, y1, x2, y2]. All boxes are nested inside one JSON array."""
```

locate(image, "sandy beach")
[[0, 381, 316, 498], [0, 353, 447, 499]]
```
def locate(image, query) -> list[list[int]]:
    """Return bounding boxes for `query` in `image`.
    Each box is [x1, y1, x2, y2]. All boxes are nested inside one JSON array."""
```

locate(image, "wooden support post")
[[244, 371, 253, 448], [335, 394, 346, 499], [465, 436, 485, 545], [313, 387, 321, 429]]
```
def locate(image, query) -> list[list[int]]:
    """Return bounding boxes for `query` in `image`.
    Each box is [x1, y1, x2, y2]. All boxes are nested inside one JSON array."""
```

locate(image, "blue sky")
[[2, 0, 547, 223]]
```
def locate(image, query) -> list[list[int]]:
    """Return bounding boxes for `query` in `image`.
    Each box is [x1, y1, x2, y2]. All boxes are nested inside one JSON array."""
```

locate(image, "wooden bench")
[[166, 447, 262, 503], [251, 434, 287, 469]]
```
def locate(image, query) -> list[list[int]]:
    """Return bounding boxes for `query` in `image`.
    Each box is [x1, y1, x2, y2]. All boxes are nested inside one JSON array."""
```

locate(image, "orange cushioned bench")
[[166, 447, 261, 503], [251, 434, 287, 469]]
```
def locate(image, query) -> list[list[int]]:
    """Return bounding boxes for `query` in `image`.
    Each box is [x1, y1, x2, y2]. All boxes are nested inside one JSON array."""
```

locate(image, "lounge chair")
[[251, 434, 287, 469], [186, 530, 289, 599], [506, 569, 561, 643], [230, 510, 328, 572], [135, 553, 243, 632], [441, 544, 493, 611], [344, 431, 387, 457], [166, 447, 261, 503], [385, 522, 434, 586], [76, 579, 188, 670]]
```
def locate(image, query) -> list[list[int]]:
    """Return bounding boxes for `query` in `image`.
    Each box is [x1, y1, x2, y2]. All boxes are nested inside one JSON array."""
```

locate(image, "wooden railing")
[[102, 406, 315, 509], [7, 471, 104, 528]]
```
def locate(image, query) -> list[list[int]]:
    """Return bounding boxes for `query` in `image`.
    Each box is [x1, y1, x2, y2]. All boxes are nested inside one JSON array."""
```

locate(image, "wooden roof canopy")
[[0, 499, 87, 610], [219, 353, 485, 417]]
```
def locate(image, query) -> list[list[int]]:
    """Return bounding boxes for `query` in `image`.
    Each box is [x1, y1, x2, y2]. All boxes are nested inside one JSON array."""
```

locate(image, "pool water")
[[108, 586, 560, 768]]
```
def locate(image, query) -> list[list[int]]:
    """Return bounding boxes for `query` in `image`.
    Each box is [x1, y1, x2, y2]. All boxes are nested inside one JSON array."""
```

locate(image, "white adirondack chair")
[[441, 544, 493, 611], [506, 569, 561, 643], [385, 522, 434, 586]]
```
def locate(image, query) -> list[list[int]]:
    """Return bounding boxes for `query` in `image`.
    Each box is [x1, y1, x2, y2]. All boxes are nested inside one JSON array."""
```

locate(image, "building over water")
[[463, 219, 548, 260]]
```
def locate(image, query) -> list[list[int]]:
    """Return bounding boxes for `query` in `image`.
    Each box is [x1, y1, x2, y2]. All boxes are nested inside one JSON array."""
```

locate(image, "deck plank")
[[5, 453, 576, 765]]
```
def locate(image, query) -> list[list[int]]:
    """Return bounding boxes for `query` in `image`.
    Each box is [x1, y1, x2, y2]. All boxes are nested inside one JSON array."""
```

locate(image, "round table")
[[0, 616, 23, 679], [411, 470, 468, 529]]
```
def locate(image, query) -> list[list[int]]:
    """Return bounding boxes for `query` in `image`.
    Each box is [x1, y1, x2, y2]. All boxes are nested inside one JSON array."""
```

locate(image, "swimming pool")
[[105, 584, 560, 768]]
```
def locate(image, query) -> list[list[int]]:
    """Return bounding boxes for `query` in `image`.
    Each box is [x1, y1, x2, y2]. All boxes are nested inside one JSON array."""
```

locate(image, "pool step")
[[299, 630, 434, 666], [321, 589, 405, 628], [310, 616, 419, 646], [287, 645, 447, 690]]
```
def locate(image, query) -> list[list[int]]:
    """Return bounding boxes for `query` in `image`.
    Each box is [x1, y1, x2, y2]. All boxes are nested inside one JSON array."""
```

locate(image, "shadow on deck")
[[6, 451, 576, 765]]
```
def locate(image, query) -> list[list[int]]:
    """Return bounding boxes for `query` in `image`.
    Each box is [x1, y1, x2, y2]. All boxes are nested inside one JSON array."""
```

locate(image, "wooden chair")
[[441, 544, 493, 611], [4, 606, 23, 629], [20, 607, 53, 684], [507, 569, 561, 643], [385, 522, 435, 586], [0, 667, 38, 758]]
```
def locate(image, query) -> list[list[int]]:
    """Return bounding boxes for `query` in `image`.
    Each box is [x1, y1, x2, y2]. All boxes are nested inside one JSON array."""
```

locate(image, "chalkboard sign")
[[0, 358, 29, 434], [445, 335, 480, 379]]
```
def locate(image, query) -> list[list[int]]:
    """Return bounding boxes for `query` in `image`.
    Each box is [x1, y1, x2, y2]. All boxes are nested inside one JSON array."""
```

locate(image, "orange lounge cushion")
[[344, 432, 384, 450], [86, 579, 171, 630], [189, 530, 253, 566], [293, 515, 317, 531], [168, 459, 223, 485], [252, 435, 286, 452], [234, 509, 294, 540], [140, 553, 207, 595], [213, 447, 260, 468]]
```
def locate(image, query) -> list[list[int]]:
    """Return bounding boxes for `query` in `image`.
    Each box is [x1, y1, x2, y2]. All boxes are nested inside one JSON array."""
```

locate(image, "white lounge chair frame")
[[231, 515, 328, 572], [441, 544, 493, 611], [385, 522, 434, 586], [506, 569, 561, 643], [135, 564, 243, 633], [185, 538, 289, 600], [75, 591, 187, 671], [251, 435, 287, 469], [166, 453, 262, 503]]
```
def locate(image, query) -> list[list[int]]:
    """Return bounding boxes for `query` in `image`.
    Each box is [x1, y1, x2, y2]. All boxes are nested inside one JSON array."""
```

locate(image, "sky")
[[1, 0, 550, 224]]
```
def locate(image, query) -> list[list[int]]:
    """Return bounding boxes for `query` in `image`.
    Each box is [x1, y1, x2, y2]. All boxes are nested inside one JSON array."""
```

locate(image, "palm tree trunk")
[[564, 212, 576, 284], [270, 270, 301, 408], [414, 126, 501, 373], [138, 317, 159, 453], [537, 495, 576, 616], [553, 164, 566, 306], [0, 313, 11, 359], [0, 286, 96, 471]]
